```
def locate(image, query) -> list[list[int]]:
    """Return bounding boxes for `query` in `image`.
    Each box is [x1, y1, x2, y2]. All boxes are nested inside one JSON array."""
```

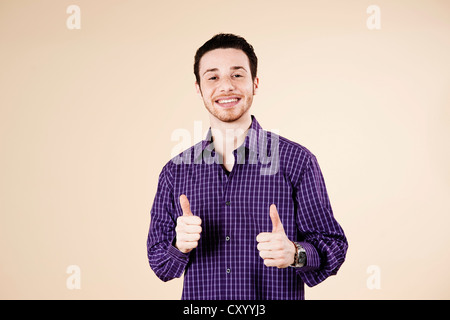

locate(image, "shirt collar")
[[200, 115, 262, 156]]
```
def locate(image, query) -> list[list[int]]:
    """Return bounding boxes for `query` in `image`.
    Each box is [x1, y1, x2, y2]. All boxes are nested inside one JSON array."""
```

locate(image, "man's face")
[[196, 48, 259, 123]]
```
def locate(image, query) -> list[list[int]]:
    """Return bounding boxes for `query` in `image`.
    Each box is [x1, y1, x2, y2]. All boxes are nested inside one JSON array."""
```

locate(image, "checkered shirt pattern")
[[147, 115, 348, 300]]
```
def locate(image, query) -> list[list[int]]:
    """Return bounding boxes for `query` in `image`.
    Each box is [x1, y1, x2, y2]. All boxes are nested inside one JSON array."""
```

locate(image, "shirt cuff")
[[297, 241, 320, 271], [167, 240, 191, 264]]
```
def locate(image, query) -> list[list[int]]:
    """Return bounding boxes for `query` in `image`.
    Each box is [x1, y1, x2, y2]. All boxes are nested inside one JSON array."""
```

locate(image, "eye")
[[208, 76, 217, 80], [233, 74, 243, 78]]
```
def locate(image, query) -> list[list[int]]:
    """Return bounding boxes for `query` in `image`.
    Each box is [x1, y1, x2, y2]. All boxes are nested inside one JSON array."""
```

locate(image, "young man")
[[147, 33, 348, 300]]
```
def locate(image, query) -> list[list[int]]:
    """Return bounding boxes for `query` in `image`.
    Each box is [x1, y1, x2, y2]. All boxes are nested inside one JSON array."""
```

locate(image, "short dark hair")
[[194, 33, 258, 86]]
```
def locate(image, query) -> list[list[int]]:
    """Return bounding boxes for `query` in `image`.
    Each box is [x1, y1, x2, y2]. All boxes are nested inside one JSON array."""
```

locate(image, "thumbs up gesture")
[[256, 204, 296, 268], [175, 195, 202, 253]]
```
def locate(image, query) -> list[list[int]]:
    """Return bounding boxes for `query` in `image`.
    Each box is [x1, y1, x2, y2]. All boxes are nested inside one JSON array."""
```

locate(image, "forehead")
[[199, 48, 250, 73]]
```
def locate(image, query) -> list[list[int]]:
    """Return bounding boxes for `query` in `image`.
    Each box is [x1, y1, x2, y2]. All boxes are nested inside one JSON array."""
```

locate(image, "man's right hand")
[[175, 194, 202, 253]]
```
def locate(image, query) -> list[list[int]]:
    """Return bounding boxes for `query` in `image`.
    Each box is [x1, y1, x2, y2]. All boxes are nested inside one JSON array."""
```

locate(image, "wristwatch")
[[290, 241, 307, 268]]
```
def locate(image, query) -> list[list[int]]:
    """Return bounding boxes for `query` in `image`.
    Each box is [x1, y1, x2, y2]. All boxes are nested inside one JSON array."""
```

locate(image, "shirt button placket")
[[225, 201, 231, 243], [225, 200, 231, 277]]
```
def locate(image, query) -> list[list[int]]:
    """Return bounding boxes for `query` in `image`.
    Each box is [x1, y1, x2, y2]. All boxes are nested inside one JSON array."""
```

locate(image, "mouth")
[[214, 96, 242, 108]]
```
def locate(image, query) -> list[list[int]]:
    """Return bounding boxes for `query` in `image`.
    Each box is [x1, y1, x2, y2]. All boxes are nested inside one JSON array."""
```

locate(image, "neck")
[[209, 112, 252, 158]]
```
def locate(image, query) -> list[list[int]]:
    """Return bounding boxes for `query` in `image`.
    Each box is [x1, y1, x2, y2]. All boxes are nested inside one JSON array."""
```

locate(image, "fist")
[[175, 194, 202, 253], [256, 204, 296, 268]]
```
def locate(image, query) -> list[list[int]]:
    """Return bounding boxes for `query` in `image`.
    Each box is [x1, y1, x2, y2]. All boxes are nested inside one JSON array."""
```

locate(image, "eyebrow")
[[202, 66, 248, 76]]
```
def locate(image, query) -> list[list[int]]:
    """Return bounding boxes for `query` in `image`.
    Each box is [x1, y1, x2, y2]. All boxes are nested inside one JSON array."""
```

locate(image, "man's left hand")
[[256, 204, 296, 268]]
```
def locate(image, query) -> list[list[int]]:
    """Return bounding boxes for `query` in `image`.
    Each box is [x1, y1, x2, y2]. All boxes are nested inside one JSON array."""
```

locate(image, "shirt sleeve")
[[147, 163, 190, 282], [293, 154, 348, 287]]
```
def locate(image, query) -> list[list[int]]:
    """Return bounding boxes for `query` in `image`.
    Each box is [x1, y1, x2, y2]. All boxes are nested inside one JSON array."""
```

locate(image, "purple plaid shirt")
[[147, 115, 347, 300]]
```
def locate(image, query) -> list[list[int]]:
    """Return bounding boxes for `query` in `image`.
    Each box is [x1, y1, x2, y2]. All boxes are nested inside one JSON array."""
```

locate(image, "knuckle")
[[177, 216, 187, 225]]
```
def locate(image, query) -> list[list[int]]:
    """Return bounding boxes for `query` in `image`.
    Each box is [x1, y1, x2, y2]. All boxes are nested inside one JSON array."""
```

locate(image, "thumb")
[[270, 204, 284, 233], [180, 194, 193, 216]]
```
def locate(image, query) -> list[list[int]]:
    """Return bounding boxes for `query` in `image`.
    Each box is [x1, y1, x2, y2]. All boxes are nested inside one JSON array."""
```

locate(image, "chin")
[[211, 107, 248, 123]]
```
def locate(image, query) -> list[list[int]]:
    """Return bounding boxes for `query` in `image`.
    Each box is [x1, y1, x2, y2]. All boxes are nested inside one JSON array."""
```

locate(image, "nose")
[[218, 76, 235, 92]]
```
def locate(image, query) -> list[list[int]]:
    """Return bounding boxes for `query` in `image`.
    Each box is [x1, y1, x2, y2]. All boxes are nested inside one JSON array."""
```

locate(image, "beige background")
[[1, 0, 449, 299]]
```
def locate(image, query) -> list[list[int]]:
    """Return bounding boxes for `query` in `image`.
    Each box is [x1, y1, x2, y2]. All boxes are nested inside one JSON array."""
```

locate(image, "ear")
[[195, 81, 202, 96], [253, 77, 259, 95]]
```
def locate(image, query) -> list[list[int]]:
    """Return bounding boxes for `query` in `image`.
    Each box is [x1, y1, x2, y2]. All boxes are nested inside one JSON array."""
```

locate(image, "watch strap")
[[290, 241, 307, 268]]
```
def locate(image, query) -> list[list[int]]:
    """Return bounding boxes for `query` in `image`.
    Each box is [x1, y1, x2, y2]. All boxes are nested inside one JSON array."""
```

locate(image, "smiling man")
[[147, 33, 348, 300]]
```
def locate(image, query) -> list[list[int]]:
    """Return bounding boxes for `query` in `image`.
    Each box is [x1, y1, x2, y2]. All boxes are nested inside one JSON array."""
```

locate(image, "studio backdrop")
[[0, 0, 449, 299]]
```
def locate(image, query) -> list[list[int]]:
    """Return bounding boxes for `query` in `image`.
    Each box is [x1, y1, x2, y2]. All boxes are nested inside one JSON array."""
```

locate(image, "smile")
[[215, 97, 241, 108], [218, 98, 238, 103]]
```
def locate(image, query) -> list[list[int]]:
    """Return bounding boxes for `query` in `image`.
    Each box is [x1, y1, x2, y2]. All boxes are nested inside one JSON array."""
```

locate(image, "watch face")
[[298, 252, 306, 264]]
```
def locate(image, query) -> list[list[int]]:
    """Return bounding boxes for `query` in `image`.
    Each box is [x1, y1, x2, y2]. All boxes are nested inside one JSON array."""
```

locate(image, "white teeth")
[[217, 98, 238, 104]]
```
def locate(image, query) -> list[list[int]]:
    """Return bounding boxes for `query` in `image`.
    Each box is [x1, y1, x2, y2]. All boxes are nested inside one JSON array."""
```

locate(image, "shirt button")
[[226, 236, 230, 241], [226, 268, 231, 274], [225, 201, 231, 206]]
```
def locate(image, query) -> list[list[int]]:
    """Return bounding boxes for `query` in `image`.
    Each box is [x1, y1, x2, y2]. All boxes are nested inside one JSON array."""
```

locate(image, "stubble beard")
[[200, 87, 254, 123]]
